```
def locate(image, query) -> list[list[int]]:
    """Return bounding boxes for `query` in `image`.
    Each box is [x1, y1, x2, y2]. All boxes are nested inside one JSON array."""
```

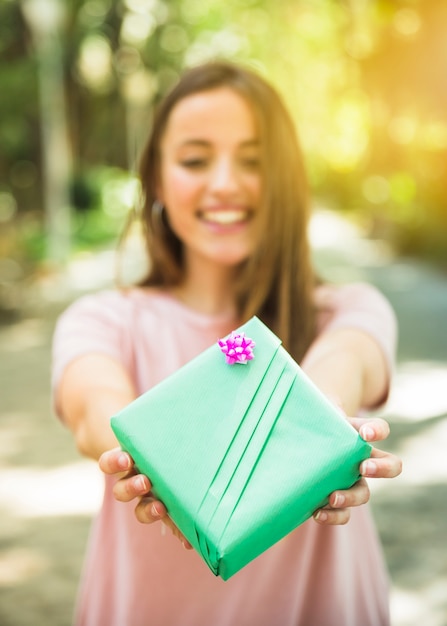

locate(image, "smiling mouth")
[[199, 209, 251, 225]]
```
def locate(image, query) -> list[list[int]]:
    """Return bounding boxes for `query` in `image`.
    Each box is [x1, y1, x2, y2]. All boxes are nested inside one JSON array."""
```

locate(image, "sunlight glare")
[[0, 461, 103, 518], [383, 362, 447, 422], [391, 579, 447, 626]]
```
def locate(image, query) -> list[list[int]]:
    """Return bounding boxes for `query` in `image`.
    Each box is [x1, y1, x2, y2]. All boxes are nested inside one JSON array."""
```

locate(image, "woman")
[[52, 60, 402, 625]]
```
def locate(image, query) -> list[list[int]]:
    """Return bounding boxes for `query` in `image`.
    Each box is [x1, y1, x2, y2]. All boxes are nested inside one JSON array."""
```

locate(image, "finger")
[[313, 507, 351, 525], [347, 417, 390, 443], [360, 449, 403, 479], [161, 518, 193, 550], [135, 499, 193, 549], [328, 478, 370, 509], [135, 497, 167, 524], [99, 448, 133, 475], [113, 474, 152, 502]]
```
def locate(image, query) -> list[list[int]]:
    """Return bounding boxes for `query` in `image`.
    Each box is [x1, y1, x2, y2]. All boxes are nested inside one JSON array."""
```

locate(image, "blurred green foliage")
[[0, 0, 446, 271]]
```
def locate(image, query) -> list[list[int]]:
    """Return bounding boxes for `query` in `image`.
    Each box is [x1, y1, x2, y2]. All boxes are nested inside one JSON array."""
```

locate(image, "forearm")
[[71, 387, 134, 461], [301, 328, 389, 416], [57, 355, 137, 461], [302, 349, 364, 417]]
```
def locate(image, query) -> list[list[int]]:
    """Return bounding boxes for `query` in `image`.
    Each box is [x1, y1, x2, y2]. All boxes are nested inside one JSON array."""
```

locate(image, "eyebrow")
[[178, 138, 260, 148]]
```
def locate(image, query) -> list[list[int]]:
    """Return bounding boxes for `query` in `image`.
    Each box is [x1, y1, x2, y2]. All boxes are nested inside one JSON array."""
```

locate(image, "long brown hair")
[[133, 60, 317, 361]]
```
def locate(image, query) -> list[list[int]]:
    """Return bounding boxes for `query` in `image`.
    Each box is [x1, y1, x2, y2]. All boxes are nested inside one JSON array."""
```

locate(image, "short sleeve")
[[51, 291, 133, 418], [314, 282, 398, 404]]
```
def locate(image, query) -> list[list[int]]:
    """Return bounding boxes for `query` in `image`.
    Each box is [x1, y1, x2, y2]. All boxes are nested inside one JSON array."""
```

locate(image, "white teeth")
[[202, 210, 248, 225]]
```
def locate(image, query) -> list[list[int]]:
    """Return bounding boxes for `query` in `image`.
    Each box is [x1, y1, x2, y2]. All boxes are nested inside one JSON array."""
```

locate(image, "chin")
[[212, 250, 252, 268]]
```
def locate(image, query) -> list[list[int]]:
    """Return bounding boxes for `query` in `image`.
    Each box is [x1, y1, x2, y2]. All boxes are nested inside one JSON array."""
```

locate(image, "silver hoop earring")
[[151, 199, 166, 230], [152, 199, 164, 217]]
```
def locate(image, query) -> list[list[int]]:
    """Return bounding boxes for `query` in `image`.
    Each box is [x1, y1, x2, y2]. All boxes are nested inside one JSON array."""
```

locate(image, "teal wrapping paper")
[[111, 316, 372, 580]]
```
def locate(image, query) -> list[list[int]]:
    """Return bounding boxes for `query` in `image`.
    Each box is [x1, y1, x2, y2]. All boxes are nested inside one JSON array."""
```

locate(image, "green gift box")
[[111, 316, 371, 580]]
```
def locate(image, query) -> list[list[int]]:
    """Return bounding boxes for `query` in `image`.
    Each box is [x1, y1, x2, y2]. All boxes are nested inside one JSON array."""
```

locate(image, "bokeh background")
[[1, 0, 447, 283], [0, 1, 446, 625]]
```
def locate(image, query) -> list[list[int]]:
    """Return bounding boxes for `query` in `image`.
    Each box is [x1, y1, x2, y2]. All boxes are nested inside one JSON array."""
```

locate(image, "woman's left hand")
[[313, 417, 402, 525]]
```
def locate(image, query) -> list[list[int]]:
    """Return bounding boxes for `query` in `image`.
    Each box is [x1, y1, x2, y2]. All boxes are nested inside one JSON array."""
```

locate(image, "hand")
[[99, 448, 193, 549], [313, 417, 402, 526]]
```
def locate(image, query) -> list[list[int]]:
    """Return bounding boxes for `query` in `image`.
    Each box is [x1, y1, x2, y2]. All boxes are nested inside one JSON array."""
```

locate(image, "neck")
[[173, 257, 239, 317]]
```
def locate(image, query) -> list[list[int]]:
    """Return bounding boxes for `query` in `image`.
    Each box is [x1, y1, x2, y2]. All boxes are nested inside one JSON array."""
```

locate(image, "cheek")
[[161, 166, 202, 208], [245, 172, 262, 202]]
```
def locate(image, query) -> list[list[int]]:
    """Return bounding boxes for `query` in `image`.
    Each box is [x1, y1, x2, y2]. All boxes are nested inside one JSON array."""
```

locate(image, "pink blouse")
[[52, 282, 397, 626]]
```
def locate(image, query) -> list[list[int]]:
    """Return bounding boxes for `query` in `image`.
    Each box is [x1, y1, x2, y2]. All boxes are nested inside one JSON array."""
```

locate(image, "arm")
[[301, 326, 389, 416], [301, 327, 402, 525], [57, 354, 136, 460], [58, 353, 192, 547]]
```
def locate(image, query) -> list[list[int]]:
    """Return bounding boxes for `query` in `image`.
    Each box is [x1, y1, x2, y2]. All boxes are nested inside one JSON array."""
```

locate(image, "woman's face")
[[157, 87, 262, 271]]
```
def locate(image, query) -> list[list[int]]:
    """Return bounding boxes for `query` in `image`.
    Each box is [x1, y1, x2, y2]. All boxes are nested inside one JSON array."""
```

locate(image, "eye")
[[240, 156, 261, 170], [179, 157, 208, 169]]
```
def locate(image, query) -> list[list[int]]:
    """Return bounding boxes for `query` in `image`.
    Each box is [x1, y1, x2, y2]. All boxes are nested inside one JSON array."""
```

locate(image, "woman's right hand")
[[99, 448, 193, 549]]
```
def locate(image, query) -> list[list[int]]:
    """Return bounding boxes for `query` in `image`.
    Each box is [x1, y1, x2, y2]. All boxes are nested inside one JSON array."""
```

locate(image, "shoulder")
[[52, 289, 145, 369], [51, 289, 157, 398], [315, 281, 396, 324], [55, 287, 169, 328], [52, 290, 135, 365], [57, 289, 134, 323]]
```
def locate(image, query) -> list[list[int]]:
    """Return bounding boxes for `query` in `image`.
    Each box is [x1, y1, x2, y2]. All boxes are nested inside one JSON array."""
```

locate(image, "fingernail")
[[361, 426, 375, 441], [314, 511, 328, 522], [117, 453, 130, 470], [333, 493, 345, 508], [361, 460, 377, 476], [136, 475, 147, 492], [150, 503, 159, 518]]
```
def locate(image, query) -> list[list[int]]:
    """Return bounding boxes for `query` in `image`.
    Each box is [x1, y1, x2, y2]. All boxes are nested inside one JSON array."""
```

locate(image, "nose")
[[209, 157, 239, 196]]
